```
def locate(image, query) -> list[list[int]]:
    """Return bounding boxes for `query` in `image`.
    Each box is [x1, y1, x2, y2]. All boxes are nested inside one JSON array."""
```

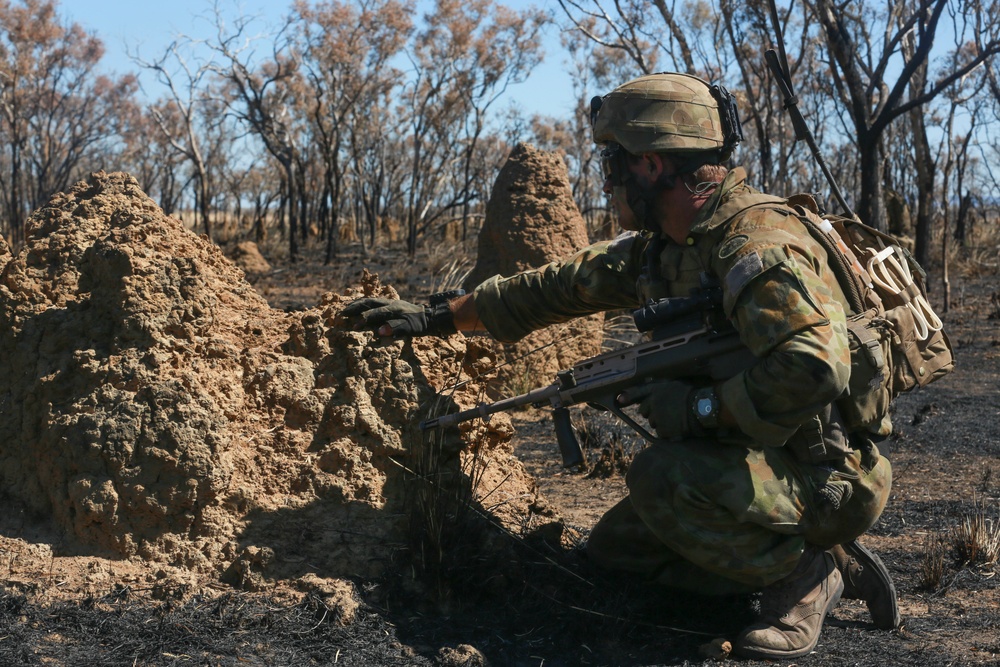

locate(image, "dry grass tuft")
[[949, 497, 1000, 567], [918, 496, 999, 591], [943, 213, 1000, 279], [919, 534, 948, 591], [576, 409, 645, 478]]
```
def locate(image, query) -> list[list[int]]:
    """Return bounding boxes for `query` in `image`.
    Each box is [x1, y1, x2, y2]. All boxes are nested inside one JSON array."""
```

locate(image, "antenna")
[[765, 0, 857, 219]]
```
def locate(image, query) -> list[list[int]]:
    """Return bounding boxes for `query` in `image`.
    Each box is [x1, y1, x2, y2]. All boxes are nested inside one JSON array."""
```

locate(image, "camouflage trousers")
[[586, 436, 891, 594]]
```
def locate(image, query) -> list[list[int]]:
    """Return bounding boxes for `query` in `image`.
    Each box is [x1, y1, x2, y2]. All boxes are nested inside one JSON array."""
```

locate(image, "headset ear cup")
[[710, 84, 744, 155], [589, 95, 604, 127]]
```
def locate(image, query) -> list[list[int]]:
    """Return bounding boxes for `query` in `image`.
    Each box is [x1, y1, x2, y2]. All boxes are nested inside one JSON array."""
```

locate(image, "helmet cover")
[[591, 73, 741, 159]]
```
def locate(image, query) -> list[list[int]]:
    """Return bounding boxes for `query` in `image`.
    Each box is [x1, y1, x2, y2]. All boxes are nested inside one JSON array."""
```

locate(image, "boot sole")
[[842, 539, 900, 630]]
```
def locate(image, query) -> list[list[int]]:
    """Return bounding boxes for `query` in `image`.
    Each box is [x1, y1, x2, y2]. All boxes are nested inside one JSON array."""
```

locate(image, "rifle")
[[420, 291, 755, 468]]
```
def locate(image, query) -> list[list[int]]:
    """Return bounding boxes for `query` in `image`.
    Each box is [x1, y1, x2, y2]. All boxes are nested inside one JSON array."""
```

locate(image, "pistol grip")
[[552, 407, 585, 468]]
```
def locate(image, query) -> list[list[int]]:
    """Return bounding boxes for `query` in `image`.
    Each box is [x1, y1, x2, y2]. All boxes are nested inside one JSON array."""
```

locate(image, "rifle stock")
[[420, 295, 755, 467]]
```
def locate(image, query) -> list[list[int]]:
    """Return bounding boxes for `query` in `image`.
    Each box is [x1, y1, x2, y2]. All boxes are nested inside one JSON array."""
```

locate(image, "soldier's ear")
[[642, 153, 666, 178]]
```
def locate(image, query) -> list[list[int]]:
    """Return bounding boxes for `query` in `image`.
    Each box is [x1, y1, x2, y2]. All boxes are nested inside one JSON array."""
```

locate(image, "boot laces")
[[760, 575, 809, 621]]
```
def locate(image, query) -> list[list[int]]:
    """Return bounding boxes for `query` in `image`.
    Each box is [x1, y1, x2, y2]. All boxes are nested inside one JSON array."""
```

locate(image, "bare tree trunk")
[[9, 145, 24, 246], [284, 161, 299, 262], [955, 192, 972, 245], [323, 168, 342, 264], [199, 175, 213, 240], [857, 136, 888, 232], [910, 109, 934, 268], [651, 0, 696, 73], [942, 212, 950, 312]]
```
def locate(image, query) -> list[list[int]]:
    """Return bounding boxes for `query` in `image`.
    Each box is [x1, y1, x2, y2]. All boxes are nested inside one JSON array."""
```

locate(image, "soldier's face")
[[602, 155, 657, 232], [601, 176, 633, 230]]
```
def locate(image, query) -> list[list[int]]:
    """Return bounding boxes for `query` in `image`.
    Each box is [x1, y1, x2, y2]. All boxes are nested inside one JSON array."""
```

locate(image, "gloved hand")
[[618, 380, 696, 439], [341, 297, 456, 338]]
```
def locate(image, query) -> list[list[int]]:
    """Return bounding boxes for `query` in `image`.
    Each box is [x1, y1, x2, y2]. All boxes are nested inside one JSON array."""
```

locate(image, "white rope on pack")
[[818, 218, 871, 287], [863, 245, 943, 341]]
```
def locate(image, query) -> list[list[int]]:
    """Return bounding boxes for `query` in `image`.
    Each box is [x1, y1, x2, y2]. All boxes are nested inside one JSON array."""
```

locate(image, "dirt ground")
[[1, 219, 999, 667]]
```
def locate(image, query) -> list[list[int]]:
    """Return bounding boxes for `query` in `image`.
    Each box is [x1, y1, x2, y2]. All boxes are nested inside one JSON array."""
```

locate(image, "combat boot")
[[829, 539, 900, 630], [734, 547, 843, 659]]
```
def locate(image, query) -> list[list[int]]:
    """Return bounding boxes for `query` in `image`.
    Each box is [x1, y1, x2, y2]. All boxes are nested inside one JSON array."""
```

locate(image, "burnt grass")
[[2, 266, 999, 666]]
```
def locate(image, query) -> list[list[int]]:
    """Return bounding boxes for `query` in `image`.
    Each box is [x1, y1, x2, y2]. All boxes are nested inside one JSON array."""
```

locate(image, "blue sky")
[[63, 0, 577, 119]]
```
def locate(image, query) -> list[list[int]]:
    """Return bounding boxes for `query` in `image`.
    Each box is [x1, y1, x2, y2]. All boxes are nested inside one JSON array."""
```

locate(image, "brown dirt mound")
[[0, 171, 544, 593], [462, 143, 605, 397], [227, 240, 272, 274], [463, 143, 594, 286]]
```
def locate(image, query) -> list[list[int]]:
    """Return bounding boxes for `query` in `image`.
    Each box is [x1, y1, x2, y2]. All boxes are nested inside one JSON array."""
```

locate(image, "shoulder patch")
[[725, 251, 764, 297], [718, 234, 750, 259]]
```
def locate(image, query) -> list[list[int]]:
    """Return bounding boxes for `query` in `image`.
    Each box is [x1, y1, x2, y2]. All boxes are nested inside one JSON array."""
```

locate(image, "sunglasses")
[[600, 142, 630, 186]]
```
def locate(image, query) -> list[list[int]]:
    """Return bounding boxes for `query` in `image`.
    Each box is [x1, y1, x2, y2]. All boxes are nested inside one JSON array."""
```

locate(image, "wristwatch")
[[691, 386, 720, 429]]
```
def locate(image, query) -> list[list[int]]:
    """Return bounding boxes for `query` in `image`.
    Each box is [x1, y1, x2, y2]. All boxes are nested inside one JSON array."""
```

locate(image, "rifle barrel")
[[420, 382, 562, 431]]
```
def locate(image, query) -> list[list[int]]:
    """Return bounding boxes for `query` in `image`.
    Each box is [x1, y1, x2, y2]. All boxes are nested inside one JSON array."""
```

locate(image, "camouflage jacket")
[[472, 168, 862, 460]]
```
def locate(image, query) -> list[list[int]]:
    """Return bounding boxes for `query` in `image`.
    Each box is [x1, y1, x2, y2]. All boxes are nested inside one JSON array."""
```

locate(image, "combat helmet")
[[590, 72, 743, 162]]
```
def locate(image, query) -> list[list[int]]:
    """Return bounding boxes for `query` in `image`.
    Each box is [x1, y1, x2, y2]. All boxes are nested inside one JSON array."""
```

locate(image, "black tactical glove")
[[341, 297, 457, 338], [618, 380, 697, 438]]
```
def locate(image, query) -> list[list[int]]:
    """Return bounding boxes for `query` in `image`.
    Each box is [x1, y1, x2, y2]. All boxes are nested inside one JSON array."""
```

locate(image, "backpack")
[[786, 194, 955, 435]]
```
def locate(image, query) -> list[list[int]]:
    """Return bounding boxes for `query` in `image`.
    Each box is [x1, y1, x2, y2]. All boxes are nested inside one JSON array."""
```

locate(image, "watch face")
[[692, 388, 719, 428]]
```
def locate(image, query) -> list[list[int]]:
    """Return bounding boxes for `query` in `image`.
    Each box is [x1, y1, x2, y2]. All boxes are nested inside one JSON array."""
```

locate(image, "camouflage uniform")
[[472, 167, 892, 593]]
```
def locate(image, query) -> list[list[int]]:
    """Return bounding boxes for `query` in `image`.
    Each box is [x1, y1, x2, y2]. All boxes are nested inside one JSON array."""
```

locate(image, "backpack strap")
[[707, 191, 872, 316], [792, 208, 872, 315]]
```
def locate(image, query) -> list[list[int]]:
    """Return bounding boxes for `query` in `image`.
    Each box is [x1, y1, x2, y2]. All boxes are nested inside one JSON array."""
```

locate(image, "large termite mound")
[[462, 143, 604, 395], [0, 171, 542, 587]]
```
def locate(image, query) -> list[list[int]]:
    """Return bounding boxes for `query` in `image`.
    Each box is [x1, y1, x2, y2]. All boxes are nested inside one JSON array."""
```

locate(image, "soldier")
[[343, 72, 898, 659]]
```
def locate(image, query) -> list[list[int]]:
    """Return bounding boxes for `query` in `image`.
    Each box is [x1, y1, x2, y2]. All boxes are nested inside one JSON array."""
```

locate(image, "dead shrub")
[[577, 409, 645, 479], [949, 497, 1000, 568], [429, 255, 474, 295], [918, 496, 999, 592], [919, 534, 948, 591], [946, 215, 1000, 279]]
